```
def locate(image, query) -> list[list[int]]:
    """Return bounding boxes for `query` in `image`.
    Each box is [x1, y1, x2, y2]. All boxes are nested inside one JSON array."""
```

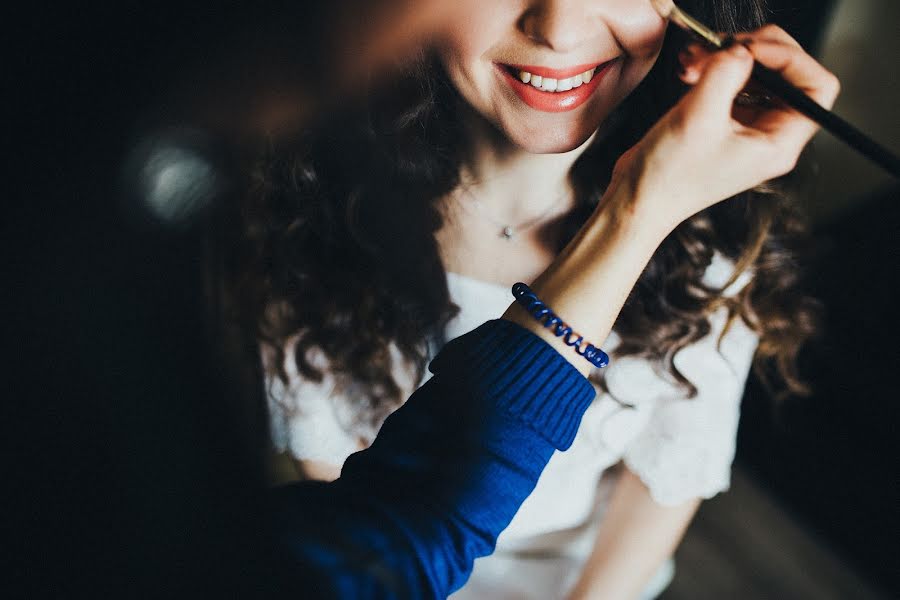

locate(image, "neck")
[[455, 108, 595, 222]]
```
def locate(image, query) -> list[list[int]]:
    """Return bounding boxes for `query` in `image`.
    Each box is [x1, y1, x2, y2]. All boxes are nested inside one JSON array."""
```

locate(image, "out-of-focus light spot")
[[123, 130, 223, 228], [141, 145, 217, 224]]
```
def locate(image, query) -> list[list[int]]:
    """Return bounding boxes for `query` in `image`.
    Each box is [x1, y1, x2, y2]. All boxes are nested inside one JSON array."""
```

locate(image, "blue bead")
[[511, 282, 609, 369]]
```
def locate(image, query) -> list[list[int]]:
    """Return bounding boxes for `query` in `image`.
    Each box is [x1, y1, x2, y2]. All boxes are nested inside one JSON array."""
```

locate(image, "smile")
[[496, 60, 616, 113]]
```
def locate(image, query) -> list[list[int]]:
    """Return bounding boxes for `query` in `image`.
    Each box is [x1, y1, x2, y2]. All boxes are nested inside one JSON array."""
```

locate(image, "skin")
[[297, 4, 840, 598], [436, 0, 666, 153]]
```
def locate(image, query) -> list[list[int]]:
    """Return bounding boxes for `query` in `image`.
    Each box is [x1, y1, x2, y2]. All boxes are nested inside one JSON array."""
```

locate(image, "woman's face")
[[437, 0, 667, 153]]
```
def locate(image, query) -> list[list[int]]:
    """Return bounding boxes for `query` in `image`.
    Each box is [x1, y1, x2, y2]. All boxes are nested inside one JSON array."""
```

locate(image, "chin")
[[502, 120, 598, 155], [489, 99, 609, 155]]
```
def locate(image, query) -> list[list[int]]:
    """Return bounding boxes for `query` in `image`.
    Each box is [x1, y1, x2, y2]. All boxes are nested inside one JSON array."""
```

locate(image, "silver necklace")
[[460, 187, 569, 241]]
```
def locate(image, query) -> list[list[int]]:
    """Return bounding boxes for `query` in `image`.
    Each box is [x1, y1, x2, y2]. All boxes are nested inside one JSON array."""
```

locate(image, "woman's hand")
[[611, 25, 841, 234]]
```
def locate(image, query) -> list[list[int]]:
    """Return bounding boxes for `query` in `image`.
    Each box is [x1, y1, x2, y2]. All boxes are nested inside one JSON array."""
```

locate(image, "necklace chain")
[[460, 186, 569, 241]]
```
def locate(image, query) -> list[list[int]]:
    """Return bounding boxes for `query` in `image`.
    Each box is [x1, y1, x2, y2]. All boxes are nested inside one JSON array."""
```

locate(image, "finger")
[[733, 24, 803, 50], [742, 39, 841, 150], [678, 44, 712, 84], [748, 103, 823, 156], [741, 38, 841, 109], [681, 23, 805, 85], [682, 44, 755, 120]]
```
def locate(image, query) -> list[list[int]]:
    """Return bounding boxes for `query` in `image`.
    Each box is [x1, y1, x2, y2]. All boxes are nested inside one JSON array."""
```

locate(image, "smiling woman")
[[231, 1, 828, 598]]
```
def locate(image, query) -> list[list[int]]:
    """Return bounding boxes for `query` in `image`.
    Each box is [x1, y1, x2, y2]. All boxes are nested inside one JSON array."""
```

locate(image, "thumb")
[[683, 44, 754, 119]]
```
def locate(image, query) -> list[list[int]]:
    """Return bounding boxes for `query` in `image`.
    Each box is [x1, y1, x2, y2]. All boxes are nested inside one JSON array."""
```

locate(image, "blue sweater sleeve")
[[269, 319, 595, 599]]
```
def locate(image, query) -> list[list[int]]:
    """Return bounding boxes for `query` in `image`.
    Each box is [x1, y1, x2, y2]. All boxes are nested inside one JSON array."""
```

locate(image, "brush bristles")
[[649, 0, 675, 19]]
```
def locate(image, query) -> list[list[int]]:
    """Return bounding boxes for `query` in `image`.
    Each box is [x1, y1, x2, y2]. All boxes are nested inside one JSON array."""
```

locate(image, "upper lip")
[[499, 61, 609, 79]]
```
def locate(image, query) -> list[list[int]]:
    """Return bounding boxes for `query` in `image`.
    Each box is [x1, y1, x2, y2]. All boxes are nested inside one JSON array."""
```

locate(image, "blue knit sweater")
[[270, 319, 596, 598]]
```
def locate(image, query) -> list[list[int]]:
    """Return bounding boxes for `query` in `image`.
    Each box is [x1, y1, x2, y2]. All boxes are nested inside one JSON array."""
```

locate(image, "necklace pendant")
[[502, 226, 514, 240]]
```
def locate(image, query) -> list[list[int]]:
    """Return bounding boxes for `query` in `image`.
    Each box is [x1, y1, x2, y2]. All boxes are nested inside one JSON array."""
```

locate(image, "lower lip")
[[498, 61, 614, 113]]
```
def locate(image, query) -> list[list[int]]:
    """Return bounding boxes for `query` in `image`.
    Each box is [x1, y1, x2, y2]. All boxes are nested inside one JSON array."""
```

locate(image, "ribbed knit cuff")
[[428, 319, 595, 451]]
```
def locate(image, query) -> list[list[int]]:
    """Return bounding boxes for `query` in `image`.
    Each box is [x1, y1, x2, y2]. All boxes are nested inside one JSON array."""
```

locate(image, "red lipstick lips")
[[497, 60, 615, 113]]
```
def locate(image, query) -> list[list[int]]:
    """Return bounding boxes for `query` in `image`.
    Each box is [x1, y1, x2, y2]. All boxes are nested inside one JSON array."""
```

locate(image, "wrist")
[[501, 182, 669, 376], [570, 179, 672, 276]]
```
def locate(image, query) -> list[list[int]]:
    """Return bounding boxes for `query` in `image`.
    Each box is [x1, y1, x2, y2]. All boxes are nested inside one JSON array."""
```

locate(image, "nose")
[[519, 0, 598, 53]]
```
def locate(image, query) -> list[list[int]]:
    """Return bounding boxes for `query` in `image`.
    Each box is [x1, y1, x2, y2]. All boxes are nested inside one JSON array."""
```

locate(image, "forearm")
[[269, 320, 596, 598], [503, 180, 672, 377], [566, 469, 700, 600]]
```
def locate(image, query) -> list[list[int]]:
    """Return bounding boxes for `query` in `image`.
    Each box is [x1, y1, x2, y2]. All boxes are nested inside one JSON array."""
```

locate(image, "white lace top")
[[266, 253, 759, 598]]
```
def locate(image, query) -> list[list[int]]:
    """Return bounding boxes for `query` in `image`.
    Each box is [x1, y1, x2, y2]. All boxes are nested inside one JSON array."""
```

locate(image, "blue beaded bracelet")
[[511, 282, 610, 369]]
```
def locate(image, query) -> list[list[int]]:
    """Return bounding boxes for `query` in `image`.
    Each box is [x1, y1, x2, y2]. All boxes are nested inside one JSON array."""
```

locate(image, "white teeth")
[[515, 67, 599, 92]]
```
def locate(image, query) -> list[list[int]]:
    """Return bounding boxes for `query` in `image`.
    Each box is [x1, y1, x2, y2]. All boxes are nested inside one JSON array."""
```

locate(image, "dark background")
[[7, 2, 897, 597]]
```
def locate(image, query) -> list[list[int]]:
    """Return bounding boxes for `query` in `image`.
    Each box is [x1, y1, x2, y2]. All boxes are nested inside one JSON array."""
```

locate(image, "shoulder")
[[263, 336, 361, 464], [263, 335, 421, 464]]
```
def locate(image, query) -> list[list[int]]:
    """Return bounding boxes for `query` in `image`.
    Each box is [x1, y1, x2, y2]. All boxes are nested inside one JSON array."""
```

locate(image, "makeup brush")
[[650, 0, 900, 178]]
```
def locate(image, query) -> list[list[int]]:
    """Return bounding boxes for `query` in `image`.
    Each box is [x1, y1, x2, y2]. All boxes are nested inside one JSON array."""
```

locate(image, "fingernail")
[[683, 42, 703, 56], [729, 43, 751, 58]]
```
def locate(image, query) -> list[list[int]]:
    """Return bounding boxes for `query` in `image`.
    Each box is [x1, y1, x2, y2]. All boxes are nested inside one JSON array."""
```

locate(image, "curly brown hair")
[[232, 0, 819, 435]]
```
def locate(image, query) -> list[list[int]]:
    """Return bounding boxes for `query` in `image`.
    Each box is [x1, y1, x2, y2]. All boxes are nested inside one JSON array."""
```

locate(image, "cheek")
[[437, 4, 520, 103], [438, 3, 518, 66], [611, 6, 668, 90], [602, 0, 668, 50]]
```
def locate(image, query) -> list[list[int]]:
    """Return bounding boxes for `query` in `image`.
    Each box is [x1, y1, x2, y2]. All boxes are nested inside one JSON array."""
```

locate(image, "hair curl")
[[233, 0, 819, 435]]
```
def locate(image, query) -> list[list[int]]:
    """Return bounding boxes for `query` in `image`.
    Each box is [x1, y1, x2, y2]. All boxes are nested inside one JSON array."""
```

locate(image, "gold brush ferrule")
[[669, 6, 729, 49]]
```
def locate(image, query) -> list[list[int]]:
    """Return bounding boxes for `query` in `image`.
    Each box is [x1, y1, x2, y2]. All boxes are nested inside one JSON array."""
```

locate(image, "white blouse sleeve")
[[622, 254, 760, 506], [264, 342, 362, 466], [264, 339, 419, 466]]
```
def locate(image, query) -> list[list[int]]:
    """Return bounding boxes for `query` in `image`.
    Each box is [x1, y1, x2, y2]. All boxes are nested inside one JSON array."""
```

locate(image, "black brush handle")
[[750, 61, 900, 178]]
